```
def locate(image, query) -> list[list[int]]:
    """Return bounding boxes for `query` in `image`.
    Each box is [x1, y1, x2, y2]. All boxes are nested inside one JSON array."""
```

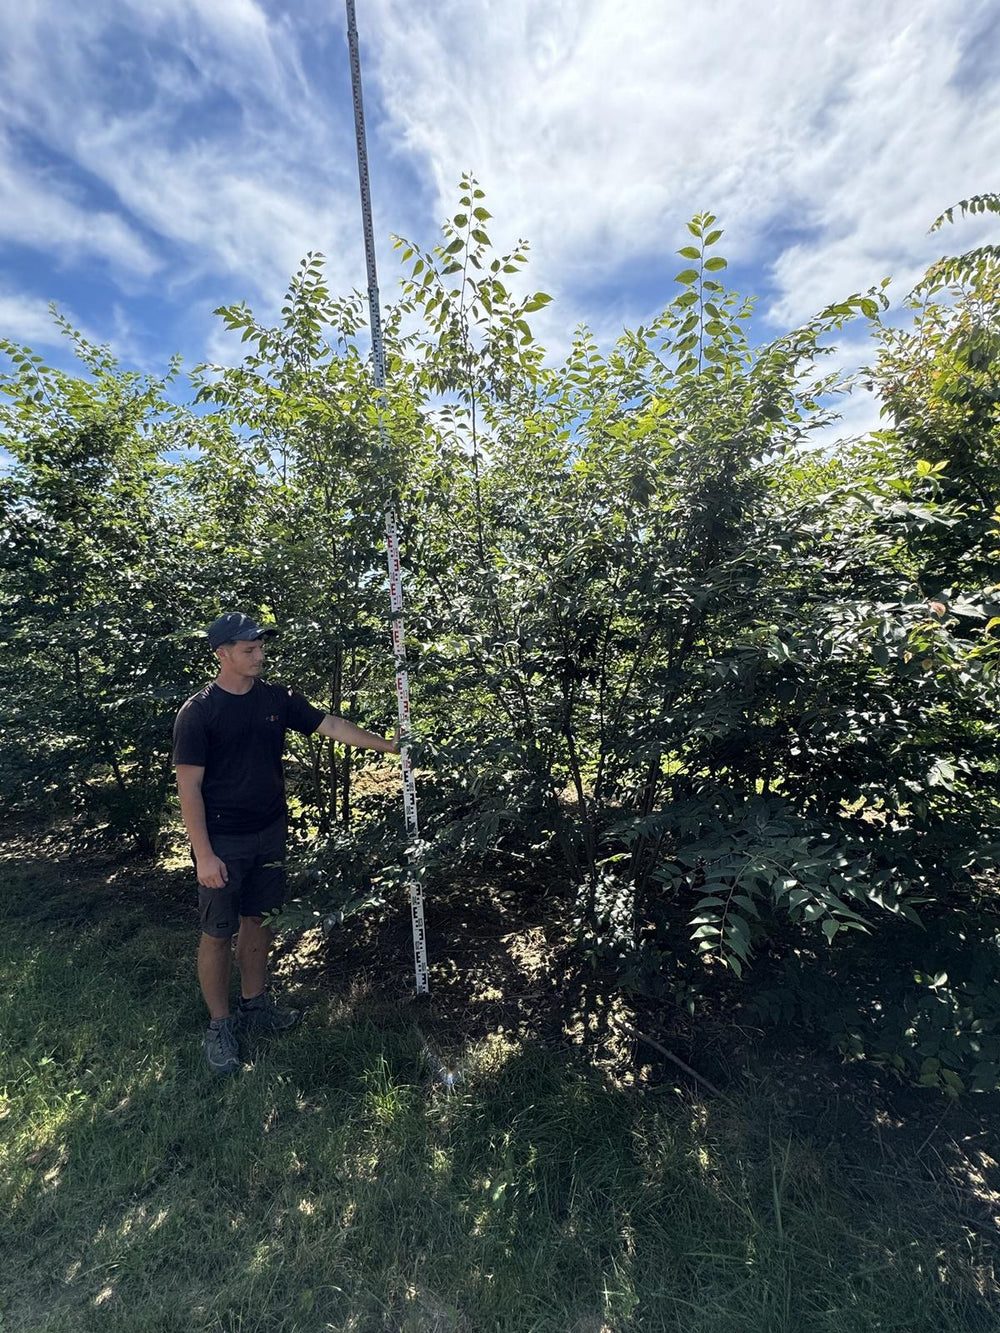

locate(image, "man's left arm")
[[316, 714, 399, 754]]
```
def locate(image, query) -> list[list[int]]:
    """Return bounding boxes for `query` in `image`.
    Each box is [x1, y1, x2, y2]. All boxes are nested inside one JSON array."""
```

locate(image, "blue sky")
[[1, 0, 998, 442]]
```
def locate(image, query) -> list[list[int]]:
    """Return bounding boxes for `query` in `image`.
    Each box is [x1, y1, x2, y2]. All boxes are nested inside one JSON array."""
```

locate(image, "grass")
[[0, 853, 997, 1332]]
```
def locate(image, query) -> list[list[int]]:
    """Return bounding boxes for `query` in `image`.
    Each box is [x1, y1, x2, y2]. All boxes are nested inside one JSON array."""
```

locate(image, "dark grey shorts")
[[195, 817, 287, 938]]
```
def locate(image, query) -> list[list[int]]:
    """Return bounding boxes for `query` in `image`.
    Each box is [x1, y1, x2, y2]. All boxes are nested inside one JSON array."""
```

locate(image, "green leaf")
[[941, 1069, 964, 1096], [725, 916, 751, 959], [928, 758, 956, 790], [677, 246, 700, 260], [732, 894, 760, 917], [674, 269, 700, 285], [704, 256, 728, 272]]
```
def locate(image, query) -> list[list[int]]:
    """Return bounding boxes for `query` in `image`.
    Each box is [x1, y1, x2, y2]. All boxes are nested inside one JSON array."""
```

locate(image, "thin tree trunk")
[[341, 651, 356, 827], [341, 743, 352, 826], [328, 640, 343, 830]]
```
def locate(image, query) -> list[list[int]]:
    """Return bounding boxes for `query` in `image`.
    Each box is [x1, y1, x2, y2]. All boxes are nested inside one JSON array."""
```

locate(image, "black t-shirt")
[[172, 679, 325, 835]]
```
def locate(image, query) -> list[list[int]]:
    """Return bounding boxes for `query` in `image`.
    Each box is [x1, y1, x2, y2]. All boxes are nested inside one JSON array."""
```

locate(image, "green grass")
[[0, 859, 996, 1333]]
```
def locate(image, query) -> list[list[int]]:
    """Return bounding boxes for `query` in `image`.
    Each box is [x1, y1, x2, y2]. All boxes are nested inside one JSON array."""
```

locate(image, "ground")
[[1, 821, 998, 1332]]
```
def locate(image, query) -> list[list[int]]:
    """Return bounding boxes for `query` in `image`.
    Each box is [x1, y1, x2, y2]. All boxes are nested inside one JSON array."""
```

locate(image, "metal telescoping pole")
[[345, 0, 429, 994]]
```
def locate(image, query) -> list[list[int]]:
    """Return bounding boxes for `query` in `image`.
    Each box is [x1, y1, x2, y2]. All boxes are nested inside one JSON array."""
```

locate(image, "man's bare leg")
[[235, 915, 272, 999], [234, 916, 299, 1031], [198, 934, 233, 1019]]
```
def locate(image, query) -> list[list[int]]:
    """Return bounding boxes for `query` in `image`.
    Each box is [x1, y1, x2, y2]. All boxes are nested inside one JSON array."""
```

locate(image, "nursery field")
[[3, 193, 1000, 1329]]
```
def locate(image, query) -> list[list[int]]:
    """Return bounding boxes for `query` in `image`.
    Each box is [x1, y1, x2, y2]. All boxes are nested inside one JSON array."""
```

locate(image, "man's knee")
[[199, 931, 233, 951], [237, 915, 272, 942]]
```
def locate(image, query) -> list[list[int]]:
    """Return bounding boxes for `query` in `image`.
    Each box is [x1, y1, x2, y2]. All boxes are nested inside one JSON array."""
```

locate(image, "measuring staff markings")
[[346, 0, 428, 996]]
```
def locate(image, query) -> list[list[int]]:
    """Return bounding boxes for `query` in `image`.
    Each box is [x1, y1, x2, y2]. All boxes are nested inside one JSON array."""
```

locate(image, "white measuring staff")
[[345, 0, 429, 994]]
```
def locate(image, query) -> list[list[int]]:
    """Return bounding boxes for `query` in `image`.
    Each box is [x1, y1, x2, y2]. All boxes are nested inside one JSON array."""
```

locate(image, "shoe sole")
[[206, 1060, 240, 1075]]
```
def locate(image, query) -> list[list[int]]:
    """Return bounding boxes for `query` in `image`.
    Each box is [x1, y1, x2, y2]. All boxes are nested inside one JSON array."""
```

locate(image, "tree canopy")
[[2, 186, 998, 1094]]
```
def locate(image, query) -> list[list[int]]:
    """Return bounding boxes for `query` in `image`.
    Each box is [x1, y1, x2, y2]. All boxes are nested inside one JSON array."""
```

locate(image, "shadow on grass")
[[1, 843, 998, 1332]]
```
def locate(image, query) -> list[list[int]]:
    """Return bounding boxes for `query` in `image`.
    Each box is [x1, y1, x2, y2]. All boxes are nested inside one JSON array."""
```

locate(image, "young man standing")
[[173, 612, 399, 1075]]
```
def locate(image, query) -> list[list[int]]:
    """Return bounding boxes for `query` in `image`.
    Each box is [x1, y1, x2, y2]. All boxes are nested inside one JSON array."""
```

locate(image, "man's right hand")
[[196, 853, 229, 889]]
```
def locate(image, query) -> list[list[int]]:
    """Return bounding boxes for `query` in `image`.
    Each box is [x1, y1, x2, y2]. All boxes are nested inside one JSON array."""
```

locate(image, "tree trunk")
[[328, 640, 343, 830]]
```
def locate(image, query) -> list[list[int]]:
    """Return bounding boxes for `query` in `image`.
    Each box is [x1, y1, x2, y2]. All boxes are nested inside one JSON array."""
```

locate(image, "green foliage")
[[1, 189, 998, 1090], [925, 191, 1000, 287], [0, 325, 209, 850]]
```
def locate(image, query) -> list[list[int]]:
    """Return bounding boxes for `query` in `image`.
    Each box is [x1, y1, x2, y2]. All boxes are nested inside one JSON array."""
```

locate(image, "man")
[[173, 612, 399, 1075]]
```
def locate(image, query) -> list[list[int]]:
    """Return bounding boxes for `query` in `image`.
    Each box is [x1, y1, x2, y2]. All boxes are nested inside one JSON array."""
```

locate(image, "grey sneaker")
[[203, 1016, 240, 1075], [237, 991, 301, 1035]]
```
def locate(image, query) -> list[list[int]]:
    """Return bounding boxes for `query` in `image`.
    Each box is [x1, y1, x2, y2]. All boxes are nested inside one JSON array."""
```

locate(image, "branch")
[[623, 1024, 726, 1100]]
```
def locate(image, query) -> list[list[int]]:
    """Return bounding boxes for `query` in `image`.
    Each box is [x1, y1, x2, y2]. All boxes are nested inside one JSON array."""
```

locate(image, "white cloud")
[[363, 0, 1000, 328], [0, 285, 101, 349], [0, 0, 356, 307], [0, 0, 996, 387], [0, 288, 63, 346], [0, 131, 159, 277], [120, 0, 316, 127]]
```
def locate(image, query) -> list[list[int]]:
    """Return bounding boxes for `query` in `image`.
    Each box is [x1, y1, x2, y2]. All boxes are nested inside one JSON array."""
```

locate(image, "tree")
[[0, 323, 208, 850]]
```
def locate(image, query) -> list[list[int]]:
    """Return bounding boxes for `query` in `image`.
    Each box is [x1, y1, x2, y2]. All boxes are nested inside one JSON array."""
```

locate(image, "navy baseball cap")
[[207, 612, 277, 650]]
